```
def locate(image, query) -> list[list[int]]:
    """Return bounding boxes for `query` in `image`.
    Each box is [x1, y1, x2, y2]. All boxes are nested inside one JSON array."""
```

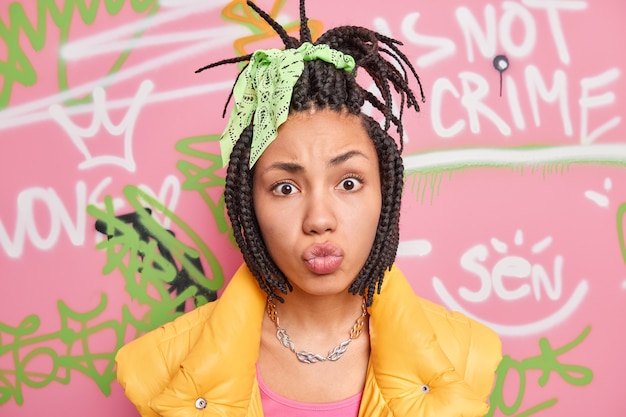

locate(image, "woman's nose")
[[302, 191, 337, 235]]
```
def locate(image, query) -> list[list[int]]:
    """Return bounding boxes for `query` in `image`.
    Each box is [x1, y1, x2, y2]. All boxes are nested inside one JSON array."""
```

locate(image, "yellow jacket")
[[116, 264, 501, 417]]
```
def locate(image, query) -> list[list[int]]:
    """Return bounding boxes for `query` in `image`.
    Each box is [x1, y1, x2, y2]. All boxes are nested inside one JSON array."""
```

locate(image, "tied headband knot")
[[220, 42, 356, 167]]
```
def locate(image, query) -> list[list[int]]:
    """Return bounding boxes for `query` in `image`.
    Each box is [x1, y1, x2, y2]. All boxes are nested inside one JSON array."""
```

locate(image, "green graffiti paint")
[[0, 0, 158, 109], [617, 202, 626, 264], [88, 185, 224, 312], [487, 326, 593, 417], [0, 183, 228, 406], [0, 294, 130, 406], [175, 135, 231, 236]]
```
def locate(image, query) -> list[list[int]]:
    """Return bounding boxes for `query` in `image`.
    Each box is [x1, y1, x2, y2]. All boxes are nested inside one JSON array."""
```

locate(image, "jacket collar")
[[150, 264, 488, 417], [150, 264, 266, 416], [365, 265, 489, 416]]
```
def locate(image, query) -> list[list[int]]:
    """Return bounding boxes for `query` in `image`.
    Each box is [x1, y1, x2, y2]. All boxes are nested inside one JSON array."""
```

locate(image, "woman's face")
[[253, 108, 382, 298]]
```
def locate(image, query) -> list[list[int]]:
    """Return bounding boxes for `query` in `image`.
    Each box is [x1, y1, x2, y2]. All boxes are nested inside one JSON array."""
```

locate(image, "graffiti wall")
[[1, 0, 624, 416]]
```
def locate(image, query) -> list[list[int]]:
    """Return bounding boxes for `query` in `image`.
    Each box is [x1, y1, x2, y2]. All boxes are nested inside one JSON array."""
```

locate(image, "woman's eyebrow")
[[263, 161, 304, 174], [260, 150, 368, 175], [329, 150, 369, 167]]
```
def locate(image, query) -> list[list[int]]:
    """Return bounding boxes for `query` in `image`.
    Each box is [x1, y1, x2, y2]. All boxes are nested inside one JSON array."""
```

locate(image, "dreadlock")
[[198, 0, 425, 306]]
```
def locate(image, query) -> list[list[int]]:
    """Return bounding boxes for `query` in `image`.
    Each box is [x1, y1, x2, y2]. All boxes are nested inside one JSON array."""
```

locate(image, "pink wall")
[[1, 0, 625, 416]]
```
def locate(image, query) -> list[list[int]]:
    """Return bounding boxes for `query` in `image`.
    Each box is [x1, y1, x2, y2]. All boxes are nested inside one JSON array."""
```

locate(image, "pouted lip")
[[302, 243, 344, 275], [302, 242, 344, 261]]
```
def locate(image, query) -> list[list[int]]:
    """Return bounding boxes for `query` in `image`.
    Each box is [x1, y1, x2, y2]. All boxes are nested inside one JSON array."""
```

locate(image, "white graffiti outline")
[[402, 144, 626, 171], [60, 1, 231, 60], [585, 177, 612, 208], [522, 0, 588, 65], [0, 3, 247, 132], [399, 13, 456, 67], [136, 174, 182, 230], [431, 229, 590, 336], [0, 175, 182, 258], [580, 68, 622, 144], [49, 80, 154, 172], [433, 275, 589, 337], [397, 239, 433, 257]]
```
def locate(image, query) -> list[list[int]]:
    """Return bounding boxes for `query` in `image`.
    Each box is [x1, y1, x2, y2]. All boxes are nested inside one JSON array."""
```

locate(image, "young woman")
[[115, 1, 502, 416]]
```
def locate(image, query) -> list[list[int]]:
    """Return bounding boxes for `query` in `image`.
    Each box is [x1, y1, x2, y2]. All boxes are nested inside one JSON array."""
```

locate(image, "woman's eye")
[[337, 177, 363, 191], [272, 183, 298, 196]]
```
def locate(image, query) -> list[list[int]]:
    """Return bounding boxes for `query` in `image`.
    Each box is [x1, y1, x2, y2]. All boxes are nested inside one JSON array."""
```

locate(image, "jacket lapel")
[[150, 265, 266, 417], [363, 265, 489, 417]]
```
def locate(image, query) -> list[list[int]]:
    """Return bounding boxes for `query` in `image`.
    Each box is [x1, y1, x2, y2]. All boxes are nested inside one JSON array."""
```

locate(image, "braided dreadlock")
[[197, 0, 425, 306]]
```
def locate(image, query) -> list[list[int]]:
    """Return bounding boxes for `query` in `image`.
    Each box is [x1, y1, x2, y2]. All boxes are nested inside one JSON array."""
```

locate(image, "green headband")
[[219, 42, 356, 167]]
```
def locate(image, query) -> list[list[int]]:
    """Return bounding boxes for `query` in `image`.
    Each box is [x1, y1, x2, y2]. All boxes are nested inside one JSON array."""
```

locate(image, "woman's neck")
[[274, 291, 366, 335]]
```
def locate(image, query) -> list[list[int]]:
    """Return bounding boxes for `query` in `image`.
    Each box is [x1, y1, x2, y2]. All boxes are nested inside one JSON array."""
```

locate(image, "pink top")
[[256, 365, 362, 417]]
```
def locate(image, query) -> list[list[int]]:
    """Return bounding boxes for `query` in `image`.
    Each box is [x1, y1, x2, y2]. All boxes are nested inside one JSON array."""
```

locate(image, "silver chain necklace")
[[265, 297, 367, 364]]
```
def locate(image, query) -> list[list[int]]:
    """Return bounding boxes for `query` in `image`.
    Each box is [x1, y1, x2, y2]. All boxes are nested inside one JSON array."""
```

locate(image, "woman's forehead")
[[255, 109, 376, 167]]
